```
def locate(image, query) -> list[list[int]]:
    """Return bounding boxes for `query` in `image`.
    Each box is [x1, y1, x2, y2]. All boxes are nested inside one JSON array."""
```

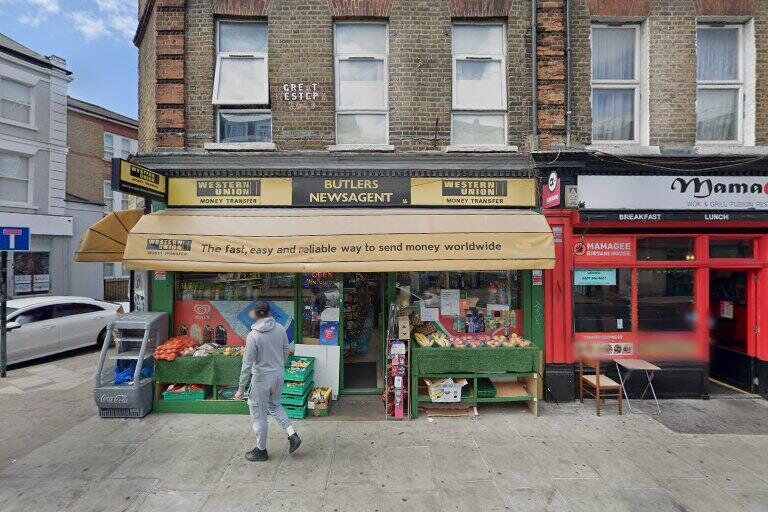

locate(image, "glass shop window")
[[573, 269, 632, 333], [301, 273, 342, 345], [638, 269, 695, 331], [638, 237, 695, 261], [174, 273, 296, 345], [397, 271, 523, 336], [709, 239, 754, 259]]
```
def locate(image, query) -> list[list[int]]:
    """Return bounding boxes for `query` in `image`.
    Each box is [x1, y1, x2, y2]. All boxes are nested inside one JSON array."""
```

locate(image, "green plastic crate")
[[281, 384, 312, 407], [282, 376, 314, 396], [477, 378, 497, 399], [284, 356, 315, 382], [162, 389, 206, 401], [284, 403, 307, 419]]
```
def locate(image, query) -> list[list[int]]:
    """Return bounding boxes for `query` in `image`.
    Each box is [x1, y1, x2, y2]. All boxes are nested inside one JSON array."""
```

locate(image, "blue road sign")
[[0, 227, 30, 251]]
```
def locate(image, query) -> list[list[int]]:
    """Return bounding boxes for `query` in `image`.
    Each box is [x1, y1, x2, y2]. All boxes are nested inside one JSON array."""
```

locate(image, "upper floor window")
[[591, 25, 640, 142], [103, 133, 136, 160], [0, 152, 31, 206], [0, 77, 32, 126], [451, 23, 506, 146], [696, 25, 743, 143], [334, 23, 389, 145], [213, 21, 272, 145]]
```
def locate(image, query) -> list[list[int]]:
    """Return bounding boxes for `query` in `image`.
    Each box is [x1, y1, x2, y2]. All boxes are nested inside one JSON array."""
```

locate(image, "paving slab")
[[200, 483, 273, 512], [381, 491, 442, 512], [68, 477, 159, 512], [439, 481, 506, 512], [0, 476, 91, 512], [663, 478, 751, 512], [321, 484, 381, 512], [261, 490, 326, 512], [729, 489, 768, 512], [137, 490, 210, 512], [503, 487, 572, 512], [666, 443, 768, 490]]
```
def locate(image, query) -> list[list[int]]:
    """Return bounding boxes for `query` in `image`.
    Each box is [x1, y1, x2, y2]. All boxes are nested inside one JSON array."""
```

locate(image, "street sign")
[[0, 227, 30, 251]]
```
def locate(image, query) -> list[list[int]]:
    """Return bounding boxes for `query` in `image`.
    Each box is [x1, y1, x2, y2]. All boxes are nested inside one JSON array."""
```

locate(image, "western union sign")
[[168, 178, 292, 207], [166, 176, 537, 208], [113, 160, 167, 200]]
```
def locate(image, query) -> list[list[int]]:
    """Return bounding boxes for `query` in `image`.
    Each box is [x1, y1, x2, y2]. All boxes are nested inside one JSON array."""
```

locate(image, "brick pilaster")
[[156, 0, 186, 149], [536, 1, 566, 150]]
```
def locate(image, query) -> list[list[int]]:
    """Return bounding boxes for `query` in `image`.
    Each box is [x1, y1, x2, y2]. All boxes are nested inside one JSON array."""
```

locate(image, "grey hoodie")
[[238, 317, 291, 390]]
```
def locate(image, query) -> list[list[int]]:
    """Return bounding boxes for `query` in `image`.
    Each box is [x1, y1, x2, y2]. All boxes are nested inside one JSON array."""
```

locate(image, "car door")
[[55, 303, 107, 350], [7, 305, 61, 364]]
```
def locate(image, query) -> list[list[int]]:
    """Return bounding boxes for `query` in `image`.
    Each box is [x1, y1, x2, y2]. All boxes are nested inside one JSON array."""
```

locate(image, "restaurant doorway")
[[342, 273, 386, 393], [709, 270, 755, 392]]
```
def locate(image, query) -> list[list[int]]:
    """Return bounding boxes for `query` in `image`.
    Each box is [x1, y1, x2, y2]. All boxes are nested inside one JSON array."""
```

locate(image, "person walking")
[[234, 301, 301, 461]]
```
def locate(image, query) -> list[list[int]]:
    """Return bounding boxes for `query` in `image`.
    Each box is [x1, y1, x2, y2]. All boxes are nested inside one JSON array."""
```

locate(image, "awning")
[[74, 209, 144, 263], [122, 209, 554, 273]]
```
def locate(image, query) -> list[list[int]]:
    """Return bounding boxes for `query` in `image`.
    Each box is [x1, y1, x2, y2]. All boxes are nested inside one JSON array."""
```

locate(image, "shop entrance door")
[[341, 273, 386, 393], [709, 270, 757, 392]]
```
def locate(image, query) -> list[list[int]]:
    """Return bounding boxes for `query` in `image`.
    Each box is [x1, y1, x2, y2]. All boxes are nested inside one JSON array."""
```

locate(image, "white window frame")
[[216, 108, 273, 144], [0, 151, 33, 208], [590, 24, 642, 145], [213, 20, 269, 106], [333, 21, 390, 146], [103, 132, 114, 161], [0, 76, 35, 129], [695, 24, 745, 145], [450, 22, 508, 147]]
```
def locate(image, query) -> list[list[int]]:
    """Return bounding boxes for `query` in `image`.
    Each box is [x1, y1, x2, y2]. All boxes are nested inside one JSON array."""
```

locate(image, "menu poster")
[[14, 275, 32, 294], [33, 274, 50, 292], [439, 289, 461, 317]]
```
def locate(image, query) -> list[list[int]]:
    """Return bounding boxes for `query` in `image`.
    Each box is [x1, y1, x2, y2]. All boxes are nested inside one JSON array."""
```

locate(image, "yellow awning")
[[122, 208, 555, 273], [74, 209, 144, 263]]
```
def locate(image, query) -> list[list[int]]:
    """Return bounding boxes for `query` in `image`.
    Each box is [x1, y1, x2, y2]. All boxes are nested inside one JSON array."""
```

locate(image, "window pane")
[[338, 59, 386, 109], [638, 269, 695, 331], [0, 177, 28, 202], [219, 112, 272, 143], [592, 27, 635, 80], [709, 239, 753, 258], [451, 113, 505, 145], [337, 113, 387, 144], [219, 22, 267, 53], [592, 89, 635, 140], [697, 28, 739, 81], [336, 24, 387, 54], [696, 89, 738, 141], [574, 269, 632, 333], [121, 138, 131, 157], [217, 57, 267, 104], [454, 59, 503, 109], [14, 252, 50, 296], [638, 238, 695, 261], [0, 154, 27, 179], [453, 25, 503, 55], [3, 79, 31, 104], [1, 99, 30, 123]]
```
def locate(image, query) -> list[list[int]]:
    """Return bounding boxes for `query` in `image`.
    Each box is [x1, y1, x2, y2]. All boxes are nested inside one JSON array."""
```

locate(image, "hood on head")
[[252, 317, 276, 333]]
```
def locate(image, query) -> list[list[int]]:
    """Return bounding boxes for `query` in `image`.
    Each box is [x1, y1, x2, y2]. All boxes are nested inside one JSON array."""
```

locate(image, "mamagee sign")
[[572, 236, 635, 264]]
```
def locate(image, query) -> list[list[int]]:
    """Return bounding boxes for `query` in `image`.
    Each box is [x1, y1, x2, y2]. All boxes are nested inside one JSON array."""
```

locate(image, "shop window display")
[[301, 273, 342, 345], [638, 269, 695, 332], [397, 271, 527, 347], [174, 273, 296, 345], [574, 269, 632, 333], [638, 237, 695, 261], [709, 239, 754, 259]]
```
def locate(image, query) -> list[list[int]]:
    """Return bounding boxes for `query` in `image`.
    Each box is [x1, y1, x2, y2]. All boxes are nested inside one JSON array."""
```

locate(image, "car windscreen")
[[5, 307, 17, 318]]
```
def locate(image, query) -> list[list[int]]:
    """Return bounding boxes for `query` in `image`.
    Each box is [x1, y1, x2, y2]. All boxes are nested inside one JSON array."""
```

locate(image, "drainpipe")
[[531, 0, 538, 151], [565, 0, 572, 147]]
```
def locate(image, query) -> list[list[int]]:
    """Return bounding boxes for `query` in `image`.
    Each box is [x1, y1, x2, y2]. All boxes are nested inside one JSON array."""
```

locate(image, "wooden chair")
[[578, 359, 623, 416]]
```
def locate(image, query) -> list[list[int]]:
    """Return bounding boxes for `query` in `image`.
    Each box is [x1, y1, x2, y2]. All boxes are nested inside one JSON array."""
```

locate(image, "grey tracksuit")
[[238, 317, 292, 450]]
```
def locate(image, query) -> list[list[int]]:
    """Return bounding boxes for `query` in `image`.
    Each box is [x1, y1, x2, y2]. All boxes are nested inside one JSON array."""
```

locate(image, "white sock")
[[286, 425, 296, 436]]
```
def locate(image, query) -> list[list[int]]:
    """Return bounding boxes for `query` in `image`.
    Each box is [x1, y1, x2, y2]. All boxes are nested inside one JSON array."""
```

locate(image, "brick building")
[[120, 1, 768, 403]]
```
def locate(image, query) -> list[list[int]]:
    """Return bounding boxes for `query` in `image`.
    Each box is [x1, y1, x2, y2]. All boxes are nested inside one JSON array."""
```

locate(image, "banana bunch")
[[414, 332, 434, 347]]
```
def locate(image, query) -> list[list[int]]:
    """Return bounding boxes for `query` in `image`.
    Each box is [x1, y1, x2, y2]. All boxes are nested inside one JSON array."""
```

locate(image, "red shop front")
[[537, 155, 768, 401]]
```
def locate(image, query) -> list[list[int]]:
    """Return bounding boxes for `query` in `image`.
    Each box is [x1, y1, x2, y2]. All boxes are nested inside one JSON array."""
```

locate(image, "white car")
[[4, 296, 123, 365]]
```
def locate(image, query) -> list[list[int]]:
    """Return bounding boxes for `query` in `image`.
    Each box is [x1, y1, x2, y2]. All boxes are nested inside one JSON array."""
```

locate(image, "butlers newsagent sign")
[[578, 175, 768, 211]]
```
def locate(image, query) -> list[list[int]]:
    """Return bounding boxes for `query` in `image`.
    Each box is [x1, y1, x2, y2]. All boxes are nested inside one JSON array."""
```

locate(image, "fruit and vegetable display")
[[154, 336, 245, 361], [412, 322, 533, 349]]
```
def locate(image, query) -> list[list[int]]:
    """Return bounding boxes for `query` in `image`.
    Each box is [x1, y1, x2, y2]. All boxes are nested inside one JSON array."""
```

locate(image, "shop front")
[[537, 152, 768, 400], [78, 155, 555, 418]]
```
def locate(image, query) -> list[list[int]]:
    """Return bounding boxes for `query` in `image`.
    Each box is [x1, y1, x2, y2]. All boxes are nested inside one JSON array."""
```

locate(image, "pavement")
[[2, 351, 768, 511]]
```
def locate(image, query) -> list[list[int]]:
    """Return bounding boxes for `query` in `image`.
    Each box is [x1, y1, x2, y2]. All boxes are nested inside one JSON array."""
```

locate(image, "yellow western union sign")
[[168, 178, 292, 207], [115, 160, 167, 199], [411, 178, 536, 207]]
